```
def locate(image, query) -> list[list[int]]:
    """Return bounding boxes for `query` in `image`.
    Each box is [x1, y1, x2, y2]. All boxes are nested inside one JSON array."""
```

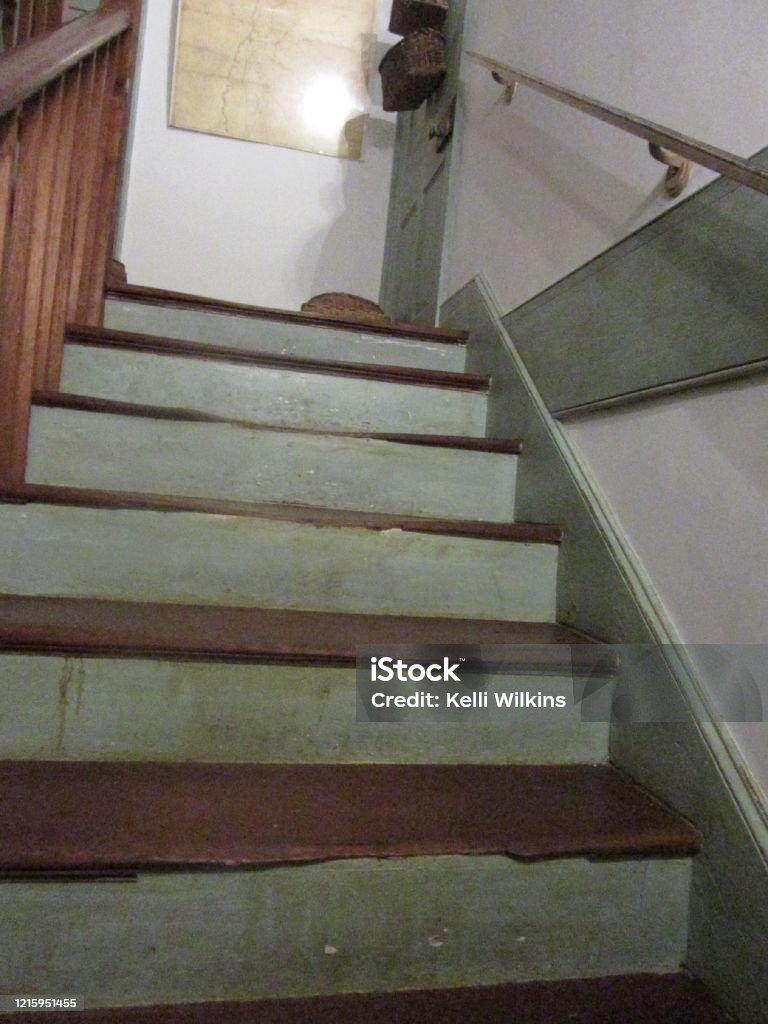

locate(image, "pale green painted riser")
[[0, 656, 610, 764], [104, 299, 468, 371], [0, 504, 558, 621], [1, 857, 690, 1007], [60, 345, 487, 436], [27, 405, 517, 523]]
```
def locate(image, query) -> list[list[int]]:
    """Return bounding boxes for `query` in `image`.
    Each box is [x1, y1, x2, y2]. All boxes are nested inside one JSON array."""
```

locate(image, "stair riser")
[[0, 505, 558, 621], [1, 857, 690, 1006], [104, 299, 467, 372], [27, 407, 517, 523], [0, 657, 609, 764], [61, 345, 487, 436]]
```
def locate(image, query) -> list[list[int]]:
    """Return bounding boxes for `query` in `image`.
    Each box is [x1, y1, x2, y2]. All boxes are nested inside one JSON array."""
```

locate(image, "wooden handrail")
[[0, 0, 131, 115], [466, 51, 768, 197]]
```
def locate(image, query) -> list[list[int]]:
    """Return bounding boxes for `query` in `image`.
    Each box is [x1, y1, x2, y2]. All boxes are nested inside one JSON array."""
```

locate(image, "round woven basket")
[[301, 293, 391, 324]]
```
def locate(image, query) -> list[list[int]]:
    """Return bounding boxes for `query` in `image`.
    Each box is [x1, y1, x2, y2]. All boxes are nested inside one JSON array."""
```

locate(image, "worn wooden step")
[[1, 481, 558, 541], [105, 283, 468, 371], [61, 326, 487, 435], [31, 391, 522, 453], [0, 762, 699, 874], [27, 399, 518, 522], [0, 494, 560, 620], [0, 600, 611, 764], [0, 974, 733, 1023], [0, 596, 596, 664]]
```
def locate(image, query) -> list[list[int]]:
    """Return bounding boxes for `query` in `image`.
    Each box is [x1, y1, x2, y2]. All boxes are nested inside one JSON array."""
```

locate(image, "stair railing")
[[0, 0, 139, 483], [4, 1, 67, 49], [466, 52, 768, 200]]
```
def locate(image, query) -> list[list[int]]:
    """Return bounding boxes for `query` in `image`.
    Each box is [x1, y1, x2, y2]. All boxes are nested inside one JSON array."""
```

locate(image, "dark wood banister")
[[0, 1, 131, 114], [466, 51, 768, 198]]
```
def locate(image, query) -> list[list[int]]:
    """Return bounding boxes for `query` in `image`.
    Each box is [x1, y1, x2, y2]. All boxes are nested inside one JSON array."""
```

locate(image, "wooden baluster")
[[65, 43, 110, 327], [0, 92, 45, 482], [80, 34, 130, 324], [35, 65, 81, 388], [32, 0, 64, 35], [14, 79, 62, 399], [0, 109, 18, 268], [15, 0, 33, 43], [1, 1, 16, 50], [77, 36, 120, 325], [43, 53, 95, 387]]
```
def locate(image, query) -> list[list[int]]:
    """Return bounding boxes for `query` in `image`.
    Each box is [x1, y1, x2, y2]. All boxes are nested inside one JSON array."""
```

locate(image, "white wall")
[[566, 380, 768, 647], [448, 0, 768, 312], [567, 379, 768, 789], [444, 1, 768, 792], [118, 1, 397, 310]]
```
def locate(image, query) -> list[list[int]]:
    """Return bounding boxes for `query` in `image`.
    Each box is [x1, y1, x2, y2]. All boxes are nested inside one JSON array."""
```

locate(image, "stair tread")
[[0, 762, 699, 873], [32, 390, 523, 454], [0, 595, 602, 664], [1, 483, 562, 542], [106, 283, 469, 344], [66, 325, 485, 391], [0, 974, 731, 1023]]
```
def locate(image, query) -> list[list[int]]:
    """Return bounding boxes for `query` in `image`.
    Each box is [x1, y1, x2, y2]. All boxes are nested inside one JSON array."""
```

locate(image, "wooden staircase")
[[0, 286, 734, 1021]]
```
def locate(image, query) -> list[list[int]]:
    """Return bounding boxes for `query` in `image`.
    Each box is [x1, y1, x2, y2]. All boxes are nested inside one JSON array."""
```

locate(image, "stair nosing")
[[32, 391, 523, 455], [65, 325, 487, 393], [0, 595, 605, 667], [4, 974, 730, 1023], [0, 761, 701, 875], [106, 283, 469, 345], [1, 483, 563, 543]]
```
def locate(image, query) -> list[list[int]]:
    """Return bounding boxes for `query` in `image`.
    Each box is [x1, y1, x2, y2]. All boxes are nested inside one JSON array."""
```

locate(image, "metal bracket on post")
[[649, 142, 692, 198], [491, 70, 517, 106]]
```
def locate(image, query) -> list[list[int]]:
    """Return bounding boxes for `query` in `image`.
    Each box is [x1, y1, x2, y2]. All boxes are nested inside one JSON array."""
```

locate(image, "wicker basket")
[[389, 0, 448, 36], [378, 29, 447, 112], [301, 293, 391, 324]]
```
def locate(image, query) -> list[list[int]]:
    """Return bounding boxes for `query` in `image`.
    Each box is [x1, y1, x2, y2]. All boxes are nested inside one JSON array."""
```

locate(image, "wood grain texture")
[[0, 974, 733, 1023], [83, 7, 141, 325], [43, 55, 93, 386], [23, 78, 62, 390], [64, 325, 489, 391], [0, 482, 563, 542], [0, 111, 17, 270], [0, 2, 139, 478], [107, 282, 469, 343], [0, 762, 700, 873], [0, 0, 130, 115], [34, 67, 80, 383], [0, 594, 601, 665], [0, 92, 45, 481], [64, 44, 110, 324]]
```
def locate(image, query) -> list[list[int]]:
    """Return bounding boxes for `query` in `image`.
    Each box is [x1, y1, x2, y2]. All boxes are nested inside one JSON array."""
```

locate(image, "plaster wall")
[[118, 0, 397, 310], [448, 0, 768, 312], [566, 379, 768, 791], [446, 1, 768, 793]]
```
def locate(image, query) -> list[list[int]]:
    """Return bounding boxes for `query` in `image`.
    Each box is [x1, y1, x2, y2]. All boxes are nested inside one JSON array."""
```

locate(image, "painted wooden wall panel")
[[501, 147, 768, 413], [442, 279, 768, 1024]]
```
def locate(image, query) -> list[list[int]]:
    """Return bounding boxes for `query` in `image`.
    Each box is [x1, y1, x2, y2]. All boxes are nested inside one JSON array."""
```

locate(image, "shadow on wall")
[[293, 115, 396, 306]]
